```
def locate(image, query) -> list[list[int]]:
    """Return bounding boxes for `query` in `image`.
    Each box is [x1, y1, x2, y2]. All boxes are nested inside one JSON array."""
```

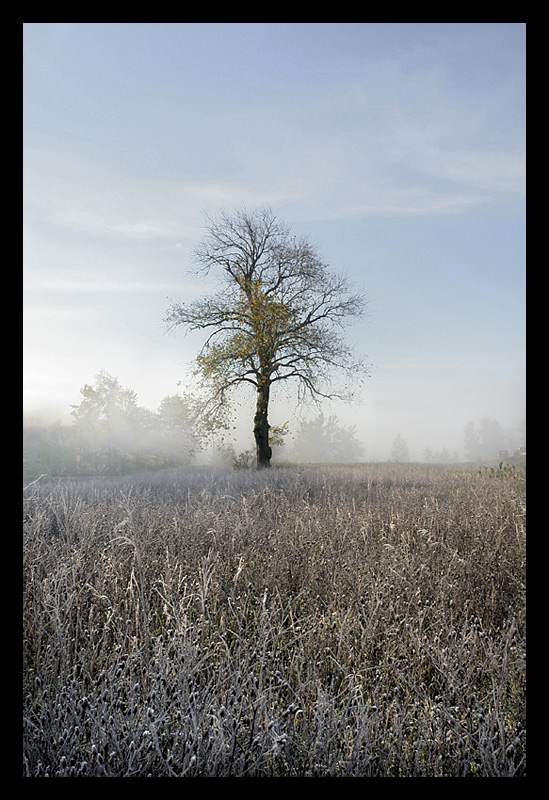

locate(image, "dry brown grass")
[[23, 463, 526, 776]]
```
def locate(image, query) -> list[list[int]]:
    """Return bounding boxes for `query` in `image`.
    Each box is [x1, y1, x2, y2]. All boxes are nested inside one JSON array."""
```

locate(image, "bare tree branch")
[[165, 207, 368, 467]]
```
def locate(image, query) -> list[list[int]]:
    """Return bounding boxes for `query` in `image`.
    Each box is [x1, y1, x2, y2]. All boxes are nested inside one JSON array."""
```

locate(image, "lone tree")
[[165, 207, 367, 468]]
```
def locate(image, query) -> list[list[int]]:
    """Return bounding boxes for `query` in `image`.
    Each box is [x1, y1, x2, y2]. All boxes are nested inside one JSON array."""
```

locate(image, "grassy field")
[[23, 462, 526, 777]]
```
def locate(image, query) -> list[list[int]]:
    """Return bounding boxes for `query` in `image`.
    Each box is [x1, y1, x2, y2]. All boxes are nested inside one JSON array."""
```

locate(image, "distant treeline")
[[24, 371, 524, 477]]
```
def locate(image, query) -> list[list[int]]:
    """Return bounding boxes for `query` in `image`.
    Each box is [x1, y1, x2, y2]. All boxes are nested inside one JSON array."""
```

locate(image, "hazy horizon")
[[24, 23, 525, 461]]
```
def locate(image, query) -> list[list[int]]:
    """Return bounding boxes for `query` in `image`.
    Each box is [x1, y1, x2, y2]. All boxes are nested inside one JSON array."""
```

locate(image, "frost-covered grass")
[[23, 463, 526, 776]]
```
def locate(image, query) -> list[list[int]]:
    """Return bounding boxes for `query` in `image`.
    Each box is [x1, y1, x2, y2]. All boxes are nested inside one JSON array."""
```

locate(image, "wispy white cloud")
[[24, 151, 296, 246], [286, 77, 525, 220], [24, 40, 525, 245], [24, 162, 182, 241], [24, 84, 525, 261]]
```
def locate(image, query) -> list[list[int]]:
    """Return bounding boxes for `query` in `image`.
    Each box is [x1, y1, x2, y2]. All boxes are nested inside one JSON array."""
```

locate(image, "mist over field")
[[23, 388, 525, 469]]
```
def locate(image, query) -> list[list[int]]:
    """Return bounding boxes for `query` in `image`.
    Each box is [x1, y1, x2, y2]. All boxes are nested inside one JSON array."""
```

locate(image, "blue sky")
[[23, 23, 526, 460]]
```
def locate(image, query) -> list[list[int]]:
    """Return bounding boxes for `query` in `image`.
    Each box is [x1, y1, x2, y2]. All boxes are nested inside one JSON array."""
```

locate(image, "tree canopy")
[[23, 371, 203, 477], [165, 207, 368, 467], [291, 413, 365, 464]]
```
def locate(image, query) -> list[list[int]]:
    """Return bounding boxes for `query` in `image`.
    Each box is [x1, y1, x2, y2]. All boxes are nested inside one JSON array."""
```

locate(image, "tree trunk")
[[254, 378, 272, 468]]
